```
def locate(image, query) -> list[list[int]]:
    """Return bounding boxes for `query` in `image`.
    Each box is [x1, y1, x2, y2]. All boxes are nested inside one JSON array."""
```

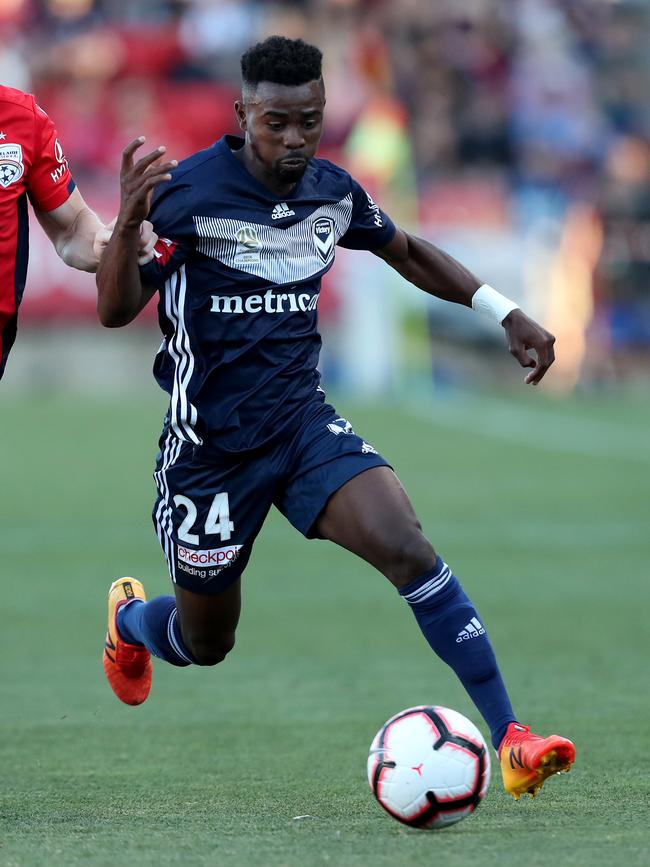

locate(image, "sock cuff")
[[166, 608, 194, 665], [399, 556, 455, 605]]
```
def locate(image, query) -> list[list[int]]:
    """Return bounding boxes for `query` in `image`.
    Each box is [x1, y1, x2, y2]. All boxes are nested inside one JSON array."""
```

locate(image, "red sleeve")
[[26, 103, 76, 212]]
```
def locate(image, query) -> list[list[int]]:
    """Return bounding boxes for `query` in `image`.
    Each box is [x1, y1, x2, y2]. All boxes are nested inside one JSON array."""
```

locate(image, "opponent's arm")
[[34, 187, 104, 272], [35, 187, 159, 274], [96, 138, 177, 328], [375, 228, 555, 385]]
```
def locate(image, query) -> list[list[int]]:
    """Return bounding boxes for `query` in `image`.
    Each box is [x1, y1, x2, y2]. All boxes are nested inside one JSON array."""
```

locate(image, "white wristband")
[[471, 284, 519, 325]]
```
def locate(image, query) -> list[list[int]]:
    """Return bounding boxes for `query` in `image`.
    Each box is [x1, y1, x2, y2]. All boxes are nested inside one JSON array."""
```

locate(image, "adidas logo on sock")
[[455, 617, 486, 643], [272, 202, 296, 220]]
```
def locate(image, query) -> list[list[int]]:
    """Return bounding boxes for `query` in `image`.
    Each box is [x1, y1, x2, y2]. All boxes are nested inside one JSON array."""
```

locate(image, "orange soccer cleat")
[[102, 577, 152, 706], [498, 722, 575, 799]]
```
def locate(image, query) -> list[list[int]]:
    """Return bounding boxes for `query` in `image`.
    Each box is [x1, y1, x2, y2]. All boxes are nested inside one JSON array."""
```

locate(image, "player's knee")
[[184, 631, 236, 667], [383, 528, 437, 589]]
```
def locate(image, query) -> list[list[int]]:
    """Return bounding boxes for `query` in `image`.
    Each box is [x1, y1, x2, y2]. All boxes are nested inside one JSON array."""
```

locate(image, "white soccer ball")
[[367, 705, 490, 829]]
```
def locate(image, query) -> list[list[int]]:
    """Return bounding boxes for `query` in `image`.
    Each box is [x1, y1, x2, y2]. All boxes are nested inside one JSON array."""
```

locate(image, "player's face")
[[236, 80, 325, 185]]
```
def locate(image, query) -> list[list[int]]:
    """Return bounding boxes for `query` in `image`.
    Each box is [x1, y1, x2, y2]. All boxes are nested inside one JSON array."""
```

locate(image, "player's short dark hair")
[[241, 36, 323, 90]]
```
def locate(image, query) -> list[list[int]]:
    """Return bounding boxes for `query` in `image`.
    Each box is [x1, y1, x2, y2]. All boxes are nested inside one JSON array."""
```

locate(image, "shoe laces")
[[503, 723, 532, 743], [499, 722, 543, 758]]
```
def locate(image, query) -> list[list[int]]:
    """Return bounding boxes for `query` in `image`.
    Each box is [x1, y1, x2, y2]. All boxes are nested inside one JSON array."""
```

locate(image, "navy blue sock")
[[399, 557, 515, 750], [117, 596, 195, 667]]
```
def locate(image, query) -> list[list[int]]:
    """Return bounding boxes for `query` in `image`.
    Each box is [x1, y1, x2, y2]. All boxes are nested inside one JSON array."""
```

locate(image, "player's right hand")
[[116, 137, 177, 232], [92, 217, 158, 264], [502, 309, 556, 385]]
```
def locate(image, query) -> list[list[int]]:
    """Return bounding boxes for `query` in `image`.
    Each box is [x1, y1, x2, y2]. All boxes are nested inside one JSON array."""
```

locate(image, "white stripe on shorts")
[[154, 431, 184, 584]]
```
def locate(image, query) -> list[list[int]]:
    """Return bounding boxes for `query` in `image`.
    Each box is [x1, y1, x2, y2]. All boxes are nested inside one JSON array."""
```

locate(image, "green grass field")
[[1, 388, 648, 867]]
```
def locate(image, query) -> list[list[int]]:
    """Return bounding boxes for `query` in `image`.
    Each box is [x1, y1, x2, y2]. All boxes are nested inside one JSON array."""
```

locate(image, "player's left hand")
[[117, 138, 177, 233], [502, 309, 556, 385]]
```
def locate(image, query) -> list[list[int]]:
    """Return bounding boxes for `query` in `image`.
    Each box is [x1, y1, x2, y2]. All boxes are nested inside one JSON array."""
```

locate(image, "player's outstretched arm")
[[96, 138, 177, 328], [375, 228, 555, 385]]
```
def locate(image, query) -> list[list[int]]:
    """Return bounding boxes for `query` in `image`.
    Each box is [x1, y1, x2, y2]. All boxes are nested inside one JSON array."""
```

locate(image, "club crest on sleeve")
[[312, 217, 335, 264], [327, 417, 353, 436], [0, 143, 24, 187]]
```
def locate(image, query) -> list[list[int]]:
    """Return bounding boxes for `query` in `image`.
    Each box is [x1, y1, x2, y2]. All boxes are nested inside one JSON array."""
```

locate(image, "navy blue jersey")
[[141, 135, 396, 454]]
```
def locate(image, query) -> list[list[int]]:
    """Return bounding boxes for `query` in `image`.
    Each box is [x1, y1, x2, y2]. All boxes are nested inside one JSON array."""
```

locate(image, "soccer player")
[[97, 37, 575, 800], [0, 84, 156, 380]]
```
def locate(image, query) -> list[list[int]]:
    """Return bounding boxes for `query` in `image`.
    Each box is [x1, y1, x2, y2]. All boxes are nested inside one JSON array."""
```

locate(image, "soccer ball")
[[367, 705, 490, 829]]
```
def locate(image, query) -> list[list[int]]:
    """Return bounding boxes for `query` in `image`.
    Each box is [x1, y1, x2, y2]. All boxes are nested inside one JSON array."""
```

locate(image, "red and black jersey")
[[0, 85, 75, 379]]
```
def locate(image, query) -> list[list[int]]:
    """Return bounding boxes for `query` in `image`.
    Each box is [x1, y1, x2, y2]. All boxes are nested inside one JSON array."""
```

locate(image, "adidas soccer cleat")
[[103, 577, 152, 706], [498, 722, 575, 800]]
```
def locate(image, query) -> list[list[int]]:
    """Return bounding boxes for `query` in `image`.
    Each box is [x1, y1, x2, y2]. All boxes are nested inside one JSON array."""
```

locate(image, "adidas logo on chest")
[[272, 202, 296, 220]]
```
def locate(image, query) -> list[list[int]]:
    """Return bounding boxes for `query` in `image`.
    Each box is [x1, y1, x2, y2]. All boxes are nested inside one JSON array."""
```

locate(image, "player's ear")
[[234, 100, 247, 133]]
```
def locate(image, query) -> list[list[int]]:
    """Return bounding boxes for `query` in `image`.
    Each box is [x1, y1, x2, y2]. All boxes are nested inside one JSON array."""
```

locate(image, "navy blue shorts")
[[152, 400, 390, 595]]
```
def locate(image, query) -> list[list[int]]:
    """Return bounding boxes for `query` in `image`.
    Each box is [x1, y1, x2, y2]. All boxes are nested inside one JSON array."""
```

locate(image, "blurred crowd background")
[[2, 0, 650, 395]]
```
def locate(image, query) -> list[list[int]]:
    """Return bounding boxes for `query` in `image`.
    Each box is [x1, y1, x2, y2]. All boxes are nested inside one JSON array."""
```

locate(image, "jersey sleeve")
[[139, 182, 194, 289], [26, 104, 76, 212], [337, 178, 396, 251]]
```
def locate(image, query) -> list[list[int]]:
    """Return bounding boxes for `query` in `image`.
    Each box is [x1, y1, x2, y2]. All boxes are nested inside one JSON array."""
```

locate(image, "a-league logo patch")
[[0, 143, 24, 187], [235, 226, 261, 250], [312, 217, 335, 264], [235, 225, 261, 264]]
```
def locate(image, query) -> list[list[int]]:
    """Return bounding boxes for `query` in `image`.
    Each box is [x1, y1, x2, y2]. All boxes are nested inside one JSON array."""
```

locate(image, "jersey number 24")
[[173, 492, 234, 544]]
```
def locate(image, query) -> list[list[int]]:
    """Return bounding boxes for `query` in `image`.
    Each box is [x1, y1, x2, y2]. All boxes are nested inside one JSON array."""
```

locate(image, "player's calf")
[[180, 629, 236, 667], [173, 580, 242, 666]]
